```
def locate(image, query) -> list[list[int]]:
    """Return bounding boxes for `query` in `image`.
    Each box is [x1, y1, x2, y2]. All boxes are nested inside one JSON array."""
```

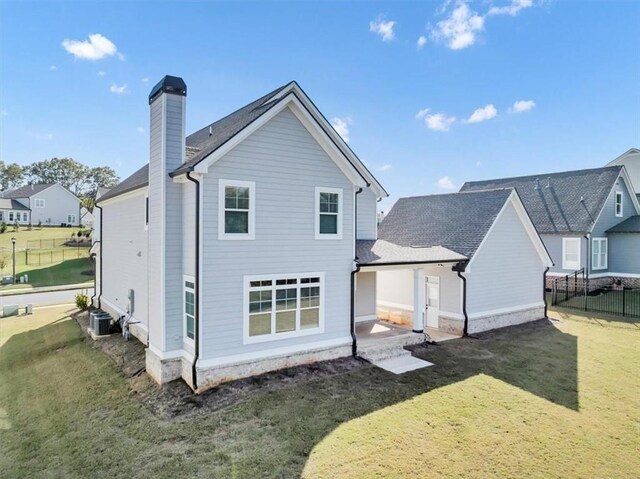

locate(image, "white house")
[[80, 207, 95, 227], [607, 148, 640, 199], [0, 183, 80, 226], [94, 76, 552, 391]]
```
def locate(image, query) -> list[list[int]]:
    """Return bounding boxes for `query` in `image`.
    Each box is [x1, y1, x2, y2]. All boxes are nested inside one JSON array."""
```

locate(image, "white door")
[[425, 276, 440, 328]]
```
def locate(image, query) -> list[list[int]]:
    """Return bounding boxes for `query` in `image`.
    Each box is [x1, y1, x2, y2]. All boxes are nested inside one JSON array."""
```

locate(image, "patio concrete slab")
[[374, 355, 434, 374]]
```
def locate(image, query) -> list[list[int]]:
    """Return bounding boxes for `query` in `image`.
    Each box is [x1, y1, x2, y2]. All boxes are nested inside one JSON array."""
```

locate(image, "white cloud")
[[136, 127, 145, 133], [331, 117, 352, 142], [110, 83, 129, 94], [510, 99, 536, 113], [476, 160, 481, 167], [437, 176, 456, 190], [417, 35, 427, 49], [141, 77, 149, 84], [62, 33, 119, 60], [97, 71, 106, 76], [466, 104, 497, 123], [0, 109, 7, 116], [378, 164, 392, 172], [369, 17, 397, 42], [418, 109, 456, 132], [49, 65, 57, 71], [488, 0, 533, 16], [415, 108, 430, 120], [433, 1, 484, 50]]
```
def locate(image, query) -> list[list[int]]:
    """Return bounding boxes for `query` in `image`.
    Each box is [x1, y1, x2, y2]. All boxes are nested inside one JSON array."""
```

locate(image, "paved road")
[[0, 287, 94, 308]]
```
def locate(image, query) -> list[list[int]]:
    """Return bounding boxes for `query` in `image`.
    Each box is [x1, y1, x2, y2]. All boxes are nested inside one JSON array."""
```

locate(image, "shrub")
[[27, 223, 33, 231], [77, 230, 83, 237], [0, 222, 7, 234], [12, 221, 19, 232], [37, 220, 42, 229], [75, 293, 90, 311], [0, 255, 7, 274]]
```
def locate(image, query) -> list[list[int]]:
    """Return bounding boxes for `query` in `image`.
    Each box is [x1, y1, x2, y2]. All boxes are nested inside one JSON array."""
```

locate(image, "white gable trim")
[[607, 148, 640, 166], [467, 190, 553, 272], [97, 186, 148, 206]]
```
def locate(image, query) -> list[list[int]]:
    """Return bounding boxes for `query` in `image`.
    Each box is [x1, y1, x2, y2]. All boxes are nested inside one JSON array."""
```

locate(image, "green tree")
[[0, 161, 24, 191], [25, 157, 90, 196]]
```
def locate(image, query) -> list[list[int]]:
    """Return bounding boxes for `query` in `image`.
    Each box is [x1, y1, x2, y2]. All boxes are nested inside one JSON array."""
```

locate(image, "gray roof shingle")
[[357, 240, 467, 265], [374, 188, 514, 261], [0, 199, 30, 211], [606, 215, 640, 233], [2, 184, 54, 198], [460, 166, 623, 234], [97, 164, 149, 202]]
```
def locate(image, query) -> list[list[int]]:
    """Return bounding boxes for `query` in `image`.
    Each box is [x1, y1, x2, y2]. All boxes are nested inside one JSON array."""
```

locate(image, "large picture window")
[[244, 273, 324, 343], [562, 237, 581, 270], [315, 187, 343, 239], [592, 238, 608, 271], [219, 179, 255, 240]]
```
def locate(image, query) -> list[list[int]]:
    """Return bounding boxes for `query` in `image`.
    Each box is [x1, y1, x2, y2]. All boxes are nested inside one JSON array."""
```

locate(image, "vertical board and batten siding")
[[200, 106, 356, 360], [466, 201, 544, 313], [357, 188, 378, 240], [101, 191, 148, 329], [355, 271, 376, 319], [29, 184, 80, 226], [608, 234, 640, 274], [148, 94, 186, 352], [541, 233, 587, 275]]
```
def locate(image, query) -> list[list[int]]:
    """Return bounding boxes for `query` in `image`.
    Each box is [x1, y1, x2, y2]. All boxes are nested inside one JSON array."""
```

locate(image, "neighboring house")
[[0, 198, 31, 225], [461, 165, 640, 286], [356, 189, 553, 336], [607, 148, 640, 200], [80, 207, 95, 227], [0, 183, 81, 226], [94, 76, 552, 392]]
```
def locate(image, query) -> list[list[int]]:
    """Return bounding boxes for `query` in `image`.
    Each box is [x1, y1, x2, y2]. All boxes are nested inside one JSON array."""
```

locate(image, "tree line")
[[0, 158, 120, 210]]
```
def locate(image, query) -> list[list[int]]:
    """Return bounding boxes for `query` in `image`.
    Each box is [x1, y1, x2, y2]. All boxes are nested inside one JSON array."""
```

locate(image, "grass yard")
[[0, 307, 638, 478]]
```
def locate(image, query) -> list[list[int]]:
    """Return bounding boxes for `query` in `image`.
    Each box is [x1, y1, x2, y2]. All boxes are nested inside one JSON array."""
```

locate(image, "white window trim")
[[243, 272, 325, 345], [562, 237, 582, 270], [183, 274, 195, 345], [315, 186, 343, 240], [68, 214, 77, 224], [8, 212, 14, 222], [34, 198, 45, 208], [218, 179, 255, 240], [592, 237, 608, 271], [614, 191, 623, 217]]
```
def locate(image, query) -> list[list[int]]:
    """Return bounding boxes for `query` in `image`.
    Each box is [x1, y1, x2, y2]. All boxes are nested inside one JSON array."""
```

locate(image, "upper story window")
[[34, 198, 45, 208], [218, 179, 255, 240], [592, 238, 608, 271], [615, 191, 623, 217], [315, 187, 343, 239], [562, 237, 581, 270]]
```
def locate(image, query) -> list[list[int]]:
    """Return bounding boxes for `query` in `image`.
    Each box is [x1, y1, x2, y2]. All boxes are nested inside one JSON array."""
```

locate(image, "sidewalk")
[[0, 282, 94, 297]]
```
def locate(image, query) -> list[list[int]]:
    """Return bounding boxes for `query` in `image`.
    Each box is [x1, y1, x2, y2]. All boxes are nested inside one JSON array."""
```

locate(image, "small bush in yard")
[[37, 220, 42, 229], [27, 223, 32, 231], [75, 293, 90, 310], [12, 221, 19, 232], [0, 222, 6, 234]]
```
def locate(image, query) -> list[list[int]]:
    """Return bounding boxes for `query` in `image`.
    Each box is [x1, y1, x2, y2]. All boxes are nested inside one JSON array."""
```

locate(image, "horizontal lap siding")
[[608, 234, 640, 274], [31, 185, 80, 226], [542, 233, 587, 274], [101, 191, 148, 329], [357, 188, 377, 240], [467, 202, 544, 313], [200, 107, 354, 360]]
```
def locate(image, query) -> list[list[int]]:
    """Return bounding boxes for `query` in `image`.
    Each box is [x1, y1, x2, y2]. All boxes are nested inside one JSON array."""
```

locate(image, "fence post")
[[622, 287, 626, 317], [25, 249, 28, 265]]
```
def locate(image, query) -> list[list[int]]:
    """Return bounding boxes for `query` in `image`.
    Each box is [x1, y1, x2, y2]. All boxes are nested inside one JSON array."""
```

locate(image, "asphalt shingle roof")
[[2, 184, 54, 198], [0, 199, 30, 211], [460, 166, 623, 234], [356, 240, 467, 265], [97, 164, 149, 202], [371, 188, 514, 262], [606, 215, 640, 233]]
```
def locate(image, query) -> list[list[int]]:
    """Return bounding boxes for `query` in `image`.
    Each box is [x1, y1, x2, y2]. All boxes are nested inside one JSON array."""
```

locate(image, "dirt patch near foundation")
[[73, 310, 369, 420]]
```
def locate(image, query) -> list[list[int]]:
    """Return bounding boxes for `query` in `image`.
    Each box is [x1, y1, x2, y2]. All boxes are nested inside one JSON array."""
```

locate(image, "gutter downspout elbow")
[[186, 172, 201, 391], [351, 187, 363, 357]]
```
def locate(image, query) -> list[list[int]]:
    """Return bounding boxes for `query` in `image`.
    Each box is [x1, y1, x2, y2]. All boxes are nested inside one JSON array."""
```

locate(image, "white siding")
[[467, 201, 545, 314], [100, 190, 148, 331], [357, 188, 377, 240], [611, 151, 640, 194], [200, 106, 355, 360], [355, 271, 376, 319], [29, 184, 80, 226]]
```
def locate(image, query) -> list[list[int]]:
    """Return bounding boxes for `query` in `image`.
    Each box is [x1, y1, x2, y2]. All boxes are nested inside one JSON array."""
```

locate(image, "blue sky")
[[1, 0, 638, 209]]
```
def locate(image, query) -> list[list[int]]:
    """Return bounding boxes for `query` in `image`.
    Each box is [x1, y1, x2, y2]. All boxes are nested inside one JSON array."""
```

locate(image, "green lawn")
[[0, 307, 638, 478], [0, 227, 86, 250]]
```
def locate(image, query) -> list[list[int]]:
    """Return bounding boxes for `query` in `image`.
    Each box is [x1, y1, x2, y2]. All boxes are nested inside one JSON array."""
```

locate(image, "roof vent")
[[580, 196, 584, 202], [534, 178, 540, 190], [209, 126, 213, 136], [546, 177, 552, 188]]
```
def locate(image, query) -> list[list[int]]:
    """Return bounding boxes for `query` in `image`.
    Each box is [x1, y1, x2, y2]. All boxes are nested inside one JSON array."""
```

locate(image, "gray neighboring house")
[[607, 148, 640, 201], [0, 198, 31, 225], [0, 183, 81, 226], [461, 165, 640, 286]]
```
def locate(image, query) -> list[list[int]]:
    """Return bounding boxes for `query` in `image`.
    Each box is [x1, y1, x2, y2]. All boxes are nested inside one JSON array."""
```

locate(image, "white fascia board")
[[606, 148, 640, 166], [97, 186, 148, 206]]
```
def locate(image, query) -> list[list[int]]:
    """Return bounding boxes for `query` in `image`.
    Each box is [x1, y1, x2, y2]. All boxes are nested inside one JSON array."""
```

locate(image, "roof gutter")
[[358, 258, 466, 268], [351, 187, 363, 356], [186, 172, 201, 391], [452, 261, 469, 336]]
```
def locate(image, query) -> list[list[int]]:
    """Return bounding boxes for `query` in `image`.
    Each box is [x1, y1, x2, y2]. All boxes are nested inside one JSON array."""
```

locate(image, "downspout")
[[186, 172, 201, 390], [583, 234, 590, 280], [453, 261, 469, 337], [543, 266, 550, 317], [91, 203, 103, 309], [351, 187, 363, 356]]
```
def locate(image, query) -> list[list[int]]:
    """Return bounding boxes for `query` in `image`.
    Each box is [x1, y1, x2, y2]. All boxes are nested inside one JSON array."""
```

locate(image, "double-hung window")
[[22, 213, 28, 222], [315, 187, 342, 239], [614, 191, 623, 217], [184, 276, 195, 342], [592, 238, 608, 270], [68, 214, 76, 224], [562, 237, 581, 270], [219, 179, 255, 240], [34, 199, 45, 208], [8, 212, 14, 222], [245, 273, 323, 343]]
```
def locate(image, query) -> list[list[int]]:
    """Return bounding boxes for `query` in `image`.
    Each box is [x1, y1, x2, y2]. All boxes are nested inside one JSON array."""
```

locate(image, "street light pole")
[[11, 237, 16, 285]]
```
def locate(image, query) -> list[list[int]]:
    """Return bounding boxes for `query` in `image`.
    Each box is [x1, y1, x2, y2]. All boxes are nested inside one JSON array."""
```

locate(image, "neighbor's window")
[[315, 187, 342, 239], [562, 237, 581, 270], [34, 199, 45, 208], [245, 274, 323, 343], [615, 191, 623, 217], [8, 212, 14, 222], [67, 214, 76, 224], [22, 213, 28, 222], [184, 277, 195, 341], [219, 179, 255, 240], [592, 238, 608, 271]]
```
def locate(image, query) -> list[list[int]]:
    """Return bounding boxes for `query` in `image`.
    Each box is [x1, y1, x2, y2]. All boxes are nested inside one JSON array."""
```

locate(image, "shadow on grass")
[[4, 258, 93, 288]]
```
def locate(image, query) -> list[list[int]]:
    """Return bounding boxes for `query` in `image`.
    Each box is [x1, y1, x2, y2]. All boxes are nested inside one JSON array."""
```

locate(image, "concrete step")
[[359, 346, 412, 363], [374, 355, 434, 374]]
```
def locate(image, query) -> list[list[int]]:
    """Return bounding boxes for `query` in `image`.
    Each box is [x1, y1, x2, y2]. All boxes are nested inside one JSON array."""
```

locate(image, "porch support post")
[[413, 268, 425, 333]]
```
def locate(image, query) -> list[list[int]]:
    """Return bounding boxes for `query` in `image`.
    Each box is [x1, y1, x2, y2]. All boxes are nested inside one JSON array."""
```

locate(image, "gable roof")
[[0, 199, 30, 211], [98, 164, 149, 202], [460, 166, 624, 234], [356, 240, 467, 266], [606, 215, 640, 234], [376, 188, 514, 260], [607, 147, 640, 166], [2, 183, 55, 198]]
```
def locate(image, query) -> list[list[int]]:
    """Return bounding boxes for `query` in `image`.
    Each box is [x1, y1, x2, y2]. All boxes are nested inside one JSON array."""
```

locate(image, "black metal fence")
[[25, 247, 90, 265], [550, 270, 640, 318]]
